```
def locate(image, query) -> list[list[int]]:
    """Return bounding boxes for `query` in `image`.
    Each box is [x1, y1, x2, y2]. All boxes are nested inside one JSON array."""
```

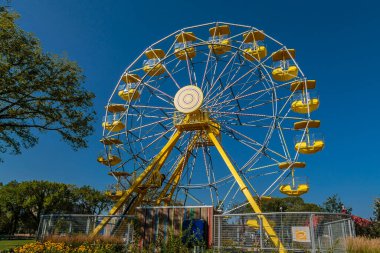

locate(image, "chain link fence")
[[214, 212, 354, 252], [37, 214, 135, 243], [37, 212, 355, 252]]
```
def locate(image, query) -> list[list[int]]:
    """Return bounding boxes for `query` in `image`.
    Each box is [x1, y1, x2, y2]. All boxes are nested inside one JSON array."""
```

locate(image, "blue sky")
[[2, 0, 379, 218]]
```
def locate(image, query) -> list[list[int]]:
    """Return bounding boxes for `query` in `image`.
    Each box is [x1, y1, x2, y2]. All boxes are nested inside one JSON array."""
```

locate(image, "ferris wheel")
[[97, 22, 324, 222]]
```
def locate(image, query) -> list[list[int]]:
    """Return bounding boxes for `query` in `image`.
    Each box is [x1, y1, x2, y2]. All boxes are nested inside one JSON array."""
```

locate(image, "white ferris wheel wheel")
[[98, 22, 324, 214]]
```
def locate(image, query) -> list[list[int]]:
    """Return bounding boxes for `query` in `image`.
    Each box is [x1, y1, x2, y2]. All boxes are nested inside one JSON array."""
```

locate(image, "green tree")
[[374, 198, 380, 221], [0, 181, 25, 234], [0, 7, 95, 160], [20, 181, 75, 231], [235, 197, 322, 213], [0, 181, 112, 234], [72, 185, 113, 215], [321, 194, 352, 214]]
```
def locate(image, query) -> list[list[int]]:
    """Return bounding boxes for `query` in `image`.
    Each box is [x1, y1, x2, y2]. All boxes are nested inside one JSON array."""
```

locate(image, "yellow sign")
[[291, 226, 311, 242]]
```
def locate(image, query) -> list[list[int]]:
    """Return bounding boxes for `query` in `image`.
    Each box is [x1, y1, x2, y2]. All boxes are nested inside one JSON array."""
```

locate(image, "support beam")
[[207, 131, 286, 252], [90, 130, 182, 237], [156, 134, 199, 205]]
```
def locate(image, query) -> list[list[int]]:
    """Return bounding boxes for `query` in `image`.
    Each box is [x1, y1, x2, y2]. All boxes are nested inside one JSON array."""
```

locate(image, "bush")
[[10, 235, 127, 253]]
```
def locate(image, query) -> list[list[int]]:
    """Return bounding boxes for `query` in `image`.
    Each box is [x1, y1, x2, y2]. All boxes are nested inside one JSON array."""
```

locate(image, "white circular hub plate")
[[174, 85, 203, 114]]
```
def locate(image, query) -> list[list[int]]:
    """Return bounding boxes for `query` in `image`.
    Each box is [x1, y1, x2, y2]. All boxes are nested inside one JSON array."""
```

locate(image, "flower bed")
[[11, 236, 127, 253]]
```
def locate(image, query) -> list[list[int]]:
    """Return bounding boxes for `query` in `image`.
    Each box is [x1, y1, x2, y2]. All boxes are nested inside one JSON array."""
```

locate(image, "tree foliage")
[[0, 181, 112, 234], [321, 194, 352, 214], [235, 197, 322, 213], [0, 8, 95, 159]]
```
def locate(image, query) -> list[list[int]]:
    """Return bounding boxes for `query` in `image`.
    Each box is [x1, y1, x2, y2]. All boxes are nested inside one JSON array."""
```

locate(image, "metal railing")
[[213, 212, 354, 252], [37, 212, 355, 252], [37, 214, 135, 243]]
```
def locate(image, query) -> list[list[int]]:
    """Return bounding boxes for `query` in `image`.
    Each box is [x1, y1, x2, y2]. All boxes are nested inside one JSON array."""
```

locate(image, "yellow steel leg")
[[90, 130, 182, 237], [156, 134, 199, 205], [207, 131, 286, 252]]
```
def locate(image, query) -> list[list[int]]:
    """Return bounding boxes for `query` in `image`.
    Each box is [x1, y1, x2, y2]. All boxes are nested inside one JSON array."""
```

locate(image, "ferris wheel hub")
[[174, 85, 203, 113]]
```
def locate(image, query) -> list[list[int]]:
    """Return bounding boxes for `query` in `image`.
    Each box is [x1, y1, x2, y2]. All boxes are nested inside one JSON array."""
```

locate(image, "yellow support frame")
[[90, 130, 182, 237], [207, 131, 286, 252], [156, 134, 199, 205]]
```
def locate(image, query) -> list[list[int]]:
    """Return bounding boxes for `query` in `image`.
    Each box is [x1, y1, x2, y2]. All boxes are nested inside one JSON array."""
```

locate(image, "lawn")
[[0, 240, 35, 251]]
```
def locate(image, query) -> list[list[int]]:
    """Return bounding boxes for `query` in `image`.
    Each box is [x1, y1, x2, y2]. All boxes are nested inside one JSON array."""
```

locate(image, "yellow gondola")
[[242, 30, 267, 61], [174, 32, 197, 60], [279, 184, 309, 196], [102, 114, 125, 132], [105, 190, 124, 200], [271, 49, 298, 82], [208, 25, 231, 55], [118, 74, 141, 101], [291, 92, 320, 114], [295, 140, 325, 154], [143, 49, 166, 76], [97, 153, 121, 166]]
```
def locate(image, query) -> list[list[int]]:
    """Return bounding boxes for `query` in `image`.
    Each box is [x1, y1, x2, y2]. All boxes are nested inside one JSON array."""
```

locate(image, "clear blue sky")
[[2, 0, 379, 218]]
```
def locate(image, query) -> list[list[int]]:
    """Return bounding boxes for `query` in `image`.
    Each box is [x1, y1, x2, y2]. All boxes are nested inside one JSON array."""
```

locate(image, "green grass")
[[0, 239, 35, 251]]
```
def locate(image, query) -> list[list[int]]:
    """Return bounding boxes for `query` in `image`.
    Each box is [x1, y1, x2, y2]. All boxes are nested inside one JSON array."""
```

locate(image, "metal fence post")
[[309, 214, 316, 253], [86, 217, 90, 235], [259, 216, 263, 250], [217, 216, 221, 251]]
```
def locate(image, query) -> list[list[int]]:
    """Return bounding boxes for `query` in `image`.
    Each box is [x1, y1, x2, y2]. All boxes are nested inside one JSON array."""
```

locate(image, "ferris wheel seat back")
[[279, 184, 309, 196], [175, 32, 197, 60], [143, 49, 166, 76], [293, 120, 320, 130], [208, 25, 231, 55], [100, 138, 122, 145], [105, 104, 126, 113], [290, 80, 316, 92], [242, 30, 267, 61], [278, 161, 306, 169]]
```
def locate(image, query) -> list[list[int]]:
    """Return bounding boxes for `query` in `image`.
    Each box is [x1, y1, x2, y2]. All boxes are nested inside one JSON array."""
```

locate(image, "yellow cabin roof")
[[108, 171, 131, 177], [122, 73, 141, 84], [294, 120, 320, 130], [209, 25, 230, 36], [272, 49, 296, 61], [100, 138, 122, 145], [290, 80, 316, 91], [145, 49, 165, 59], [176, 32, 196, 42], [243, 30, 265, 42], [106, 104, 126, 113], [278, 161, 306, 169]]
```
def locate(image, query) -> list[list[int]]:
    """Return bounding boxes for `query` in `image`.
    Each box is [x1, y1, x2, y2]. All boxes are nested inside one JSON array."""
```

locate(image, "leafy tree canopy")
[[321, 194, 352, 214], [0, 181, 112, 235], [0, 7, 95, 160]]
